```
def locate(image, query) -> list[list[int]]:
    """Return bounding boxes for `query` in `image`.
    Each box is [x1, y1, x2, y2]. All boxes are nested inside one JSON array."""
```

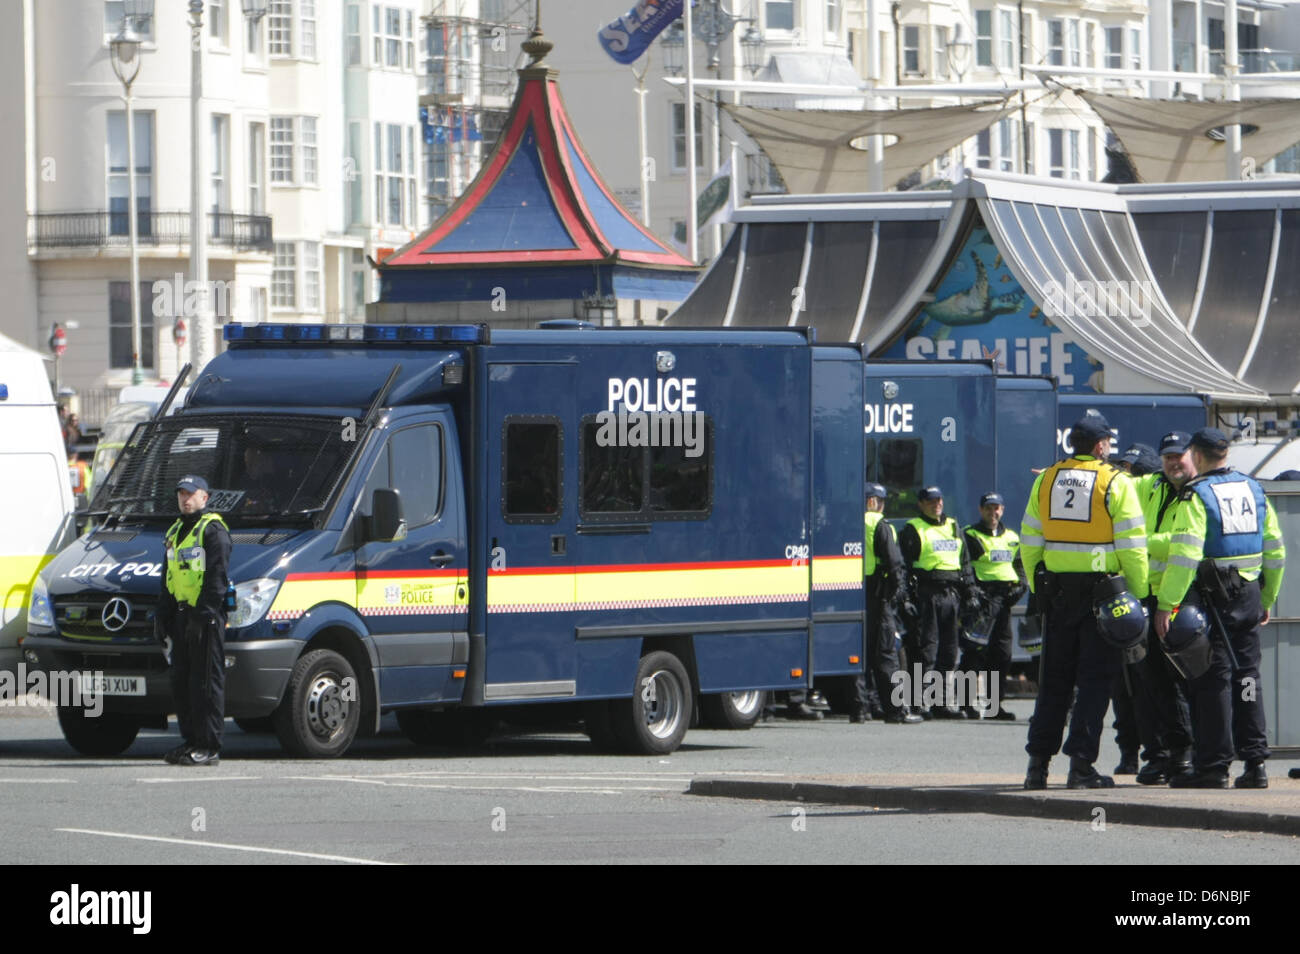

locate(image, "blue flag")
[[597, 0, 684, 65]]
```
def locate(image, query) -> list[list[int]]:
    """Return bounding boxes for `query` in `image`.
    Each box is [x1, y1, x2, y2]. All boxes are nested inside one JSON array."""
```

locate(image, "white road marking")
[[55, 828, 398, 865], [136, 776, 262, 784], [0, 779, 75, 783], [282, 775, 683, 795]]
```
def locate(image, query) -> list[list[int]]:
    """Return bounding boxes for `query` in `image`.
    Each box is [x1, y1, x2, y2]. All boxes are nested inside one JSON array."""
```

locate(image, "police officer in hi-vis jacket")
[[158, 475, 232, 766]]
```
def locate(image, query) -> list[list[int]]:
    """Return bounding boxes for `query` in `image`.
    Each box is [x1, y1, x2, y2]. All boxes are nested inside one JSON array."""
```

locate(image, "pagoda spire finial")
[[522, 0, 553, 66]]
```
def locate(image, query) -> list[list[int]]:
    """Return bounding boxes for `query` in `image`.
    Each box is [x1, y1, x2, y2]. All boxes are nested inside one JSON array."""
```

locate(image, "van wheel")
[[700, 690, 767, 730], [610, 651, 692, 755], [397, 709, 495, 748], [273, 649, 360, 758], [57, 706, 139, 757]]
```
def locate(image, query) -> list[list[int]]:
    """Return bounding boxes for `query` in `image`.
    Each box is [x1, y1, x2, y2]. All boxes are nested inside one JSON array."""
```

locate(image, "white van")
[[0, 333, 75, 673], [88, 383, 188, 496]]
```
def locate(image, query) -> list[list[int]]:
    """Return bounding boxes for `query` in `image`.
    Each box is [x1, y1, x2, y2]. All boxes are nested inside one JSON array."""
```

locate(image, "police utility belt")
[[1035, 566, 1118, 603], [913, 569, 961, 588], [1196, 561, 1245, 603]]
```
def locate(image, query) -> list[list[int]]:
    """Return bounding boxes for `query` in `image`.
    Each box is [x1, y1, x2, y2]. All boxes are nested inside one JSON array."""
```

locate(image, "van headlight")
[[28, 575, 55, 629], [227, 578, 281, 629]]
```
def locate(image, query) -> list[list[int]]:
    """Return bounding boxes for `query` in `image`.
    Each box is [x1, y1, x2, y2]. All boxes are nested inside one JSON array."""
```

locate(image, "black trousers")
[[1128, 596, 1194, 760], [169, 607, 226, 751], [1026, 579, 1119, 764], [909, 581, 960, 675], [853, 579, 905, 716], [1183, 581, 1269, 772], [959, 581, 1015, 706]]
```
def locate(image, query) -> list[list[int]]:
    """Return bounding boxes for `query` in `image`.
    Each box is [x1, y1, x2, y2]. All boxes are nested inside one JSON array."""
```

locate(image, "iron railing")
[[28, 211, 273, 252]]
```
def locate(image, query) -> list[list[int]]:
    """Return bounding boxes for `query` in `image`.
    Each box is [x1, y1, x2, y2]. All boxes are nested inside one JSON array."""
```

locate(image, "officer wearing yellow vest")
[[898, 486, 979, 719], [959, 491, 1027, 721], [1020, 411, 1148, 789], [1124, 430, 1197, 785], [157, 475, 232, 766], [1153, 428, 1286, 789], [853, 482, 923, 724]]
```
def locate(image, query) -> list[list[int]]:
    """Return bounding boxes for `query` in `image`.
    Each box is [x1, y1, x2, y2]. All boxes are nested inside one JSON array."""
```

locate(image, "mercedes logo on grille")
[[101, 597, 132, 632]]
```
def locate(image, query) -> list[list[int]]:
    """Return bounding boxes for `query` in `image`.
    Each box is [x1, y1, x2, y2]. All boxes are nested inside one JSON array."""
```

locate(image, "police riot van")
[[26, 323, 871, 758]]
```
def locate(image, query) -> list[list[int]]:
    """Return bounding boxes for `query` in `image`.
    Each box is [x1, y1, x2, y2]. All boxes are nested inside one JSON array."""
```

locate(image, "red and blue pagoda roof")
[[380, 51, 699, 305]]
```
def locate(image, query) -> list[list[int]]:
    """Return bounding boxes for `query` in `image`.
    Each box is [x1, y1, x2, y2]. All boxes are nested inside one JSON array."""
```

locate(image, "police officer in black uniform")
[[158, 475, 232, 766]]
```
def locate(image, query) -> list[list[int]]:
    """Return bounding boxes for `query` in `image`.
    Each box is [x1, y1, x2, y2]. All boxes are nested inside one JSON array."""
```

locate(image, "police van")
[[25, 324, 874, 758]]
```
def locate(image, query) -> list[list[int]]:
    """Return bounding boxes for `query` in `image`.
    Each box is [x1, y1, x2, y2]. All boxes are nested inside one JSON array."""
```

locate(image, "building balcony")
[[1208, 49, 1297, 73], [27, 210, 273, 254]]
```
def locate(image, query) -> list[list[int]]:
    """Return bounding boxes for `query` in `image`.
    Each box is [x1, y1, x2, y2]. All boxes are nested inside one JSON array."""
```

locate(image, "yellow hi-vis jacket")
[[1021, 455, 1148, 598]]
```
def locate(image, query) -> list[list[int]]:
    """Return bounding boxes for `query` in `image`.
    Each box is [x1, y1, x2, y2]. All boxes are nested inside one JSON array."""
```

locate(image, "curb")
[[687, 778, 1300, 838]]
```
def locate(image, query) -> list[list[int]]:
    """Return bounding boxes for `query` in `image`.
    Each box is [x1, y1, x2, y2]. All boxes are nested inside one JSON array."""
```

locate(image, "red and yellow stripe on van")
[[811, 555, 864, 592], [267, 569, 467, 621], [487, 559, 808, 614]]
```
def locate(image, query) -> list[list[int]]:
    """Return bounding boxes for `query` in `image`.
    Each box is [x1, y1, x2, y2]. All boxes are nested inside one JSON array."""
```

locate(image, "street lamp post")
[[109, 0, 155, 386]]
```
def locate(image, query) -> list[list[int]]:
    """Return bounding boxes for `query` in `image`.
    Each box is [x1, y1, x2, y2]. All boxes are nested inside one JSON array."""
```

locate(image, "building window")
[[386, 7, 402, 67], [104, 1, 154, 42], [302, 242, 321, 313], [405, 9, 415, 69], [246, 11, 264, 59], [976, 128, 992, 169], [1066, 19, 1080, 66], [1085, 22, 1096, 69], [272, 242, 296, 308], [106, 110, 153, 237], [1048, 129, 1080, 178], [210, 114, 229, 220], [387, 124, 403, 225], [109, 281, 155, 370], [270, 116, 294, 183], [270, 116, 318, 186], [999, 9, 1015, 68], [346, 3, 362, 65], [1129, 27, 1142, 71], [373, 5, 382, 64], [1047, 19, 1064, 66], [299, 0, 316, 59], [997, 118, 1016, 171], [671, 102, 705, 172], [903, 25, 920, 73], [1105, 26, 1122, 69], [249, 122, 265, 213], [975, 10, 993, 67], [301, 116, 317, 185], [208, 0, 227, 44], [766, 0, 795, 31], [347, 121, 363, 225], [827, 0, 841, 34], [933, 25, 948, 77], [268, 0, 292, 56]]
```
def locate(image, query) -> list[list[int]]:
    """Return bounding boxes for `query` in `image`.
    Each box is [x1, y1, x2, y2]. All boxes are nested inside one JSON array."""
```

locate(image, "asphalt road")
[[1, 708, 1297, 865]]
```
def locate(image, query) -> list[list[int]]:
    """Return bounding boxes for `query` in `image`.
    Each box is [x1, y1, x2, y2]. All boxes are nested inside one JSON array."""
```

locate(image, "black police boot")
[[1234, 760, 1268, 789], [885, 708, 924, 724], [163, 744, 192, 765], [179, 748, 220, 767], [785, 702, 824, 721], [1135, 757, 1171, 786], [1169, 767, 1229, 789], [916, 706, 933, 721], [1024, 754, 1049, 790], [961, 705, 983, 721], [1114, 751, 1139, 775], [933, 705, 966, 719], [849, 710, 871, 724], [1067, 757, 1115, 789]]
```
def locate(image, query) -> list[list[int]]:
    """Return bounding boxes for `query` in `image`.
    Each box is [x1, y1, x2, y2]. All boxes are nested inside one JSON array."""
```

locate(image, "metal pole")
[[684, 0, 698, 263], [125, 80, 143, 385], [189, 1, 212, 370], [634, 64, 650, 227], [866, 0, 883, 191], [1224, 0, 1241, 180]]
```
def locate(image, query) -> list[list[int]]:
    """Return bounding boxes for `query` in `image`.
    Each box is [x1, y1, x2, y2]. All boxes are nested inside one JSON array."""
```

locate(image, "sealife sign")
[[879, 225, 1102, 392]]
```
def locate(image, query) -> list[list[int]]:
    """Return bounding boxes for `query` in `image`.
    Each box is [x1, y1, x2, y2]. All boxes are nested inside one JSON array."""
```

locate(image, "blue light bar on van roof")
[[223, 323, 486, 344]]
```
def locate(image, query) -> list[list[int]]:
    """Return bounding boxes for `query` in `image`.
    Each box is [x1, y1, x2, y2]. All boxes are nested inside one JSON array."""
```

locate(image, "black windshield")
[[94, 414, 357, 523]]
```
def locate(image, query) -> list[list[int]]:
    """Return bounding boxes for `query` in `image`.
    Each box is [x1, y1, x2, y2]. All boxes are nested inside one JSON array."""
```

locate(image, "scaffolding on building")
[[420, 0, 536, 223]]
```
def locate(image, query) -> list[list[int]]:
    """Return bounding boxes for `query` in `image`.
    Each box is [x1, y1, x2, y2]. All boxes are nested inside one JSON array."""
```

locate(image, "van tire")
[[700, 690, 767, 730], [57, 706, 139, 757], [273, 649, 360, 758], [397, 709, 495, 749], [610, 651, 692, 755]]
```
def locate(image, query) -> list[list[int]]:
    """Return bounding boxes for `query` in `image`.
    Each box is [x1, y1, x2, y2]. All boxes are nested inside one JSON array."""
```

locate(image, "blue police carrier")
[[25, 323, 871, 758]]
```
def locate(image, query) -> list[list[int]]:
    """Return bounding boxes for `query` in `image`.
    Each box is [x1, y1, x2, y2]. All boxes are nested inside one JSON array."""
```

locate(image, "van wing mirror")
[[370, 488, 407, 543]]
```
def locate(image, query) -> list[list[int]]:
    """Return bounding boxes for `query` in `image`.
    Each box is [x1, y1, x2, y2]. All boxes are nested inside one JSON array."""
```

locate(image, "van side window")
[[877, 437, 923, 519], [359, 424, 442, 528], [580, 415, 712, 520], [503, 417, 561, 522], [390, 425, 442, 528]]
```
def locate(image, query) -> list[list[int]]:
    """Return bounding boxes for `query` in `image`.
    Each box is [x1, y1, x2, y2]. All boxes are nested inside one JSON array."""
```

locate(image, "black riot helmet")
[[1093, 576, 1147, 664], [1163, 604, 1212, 680]]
